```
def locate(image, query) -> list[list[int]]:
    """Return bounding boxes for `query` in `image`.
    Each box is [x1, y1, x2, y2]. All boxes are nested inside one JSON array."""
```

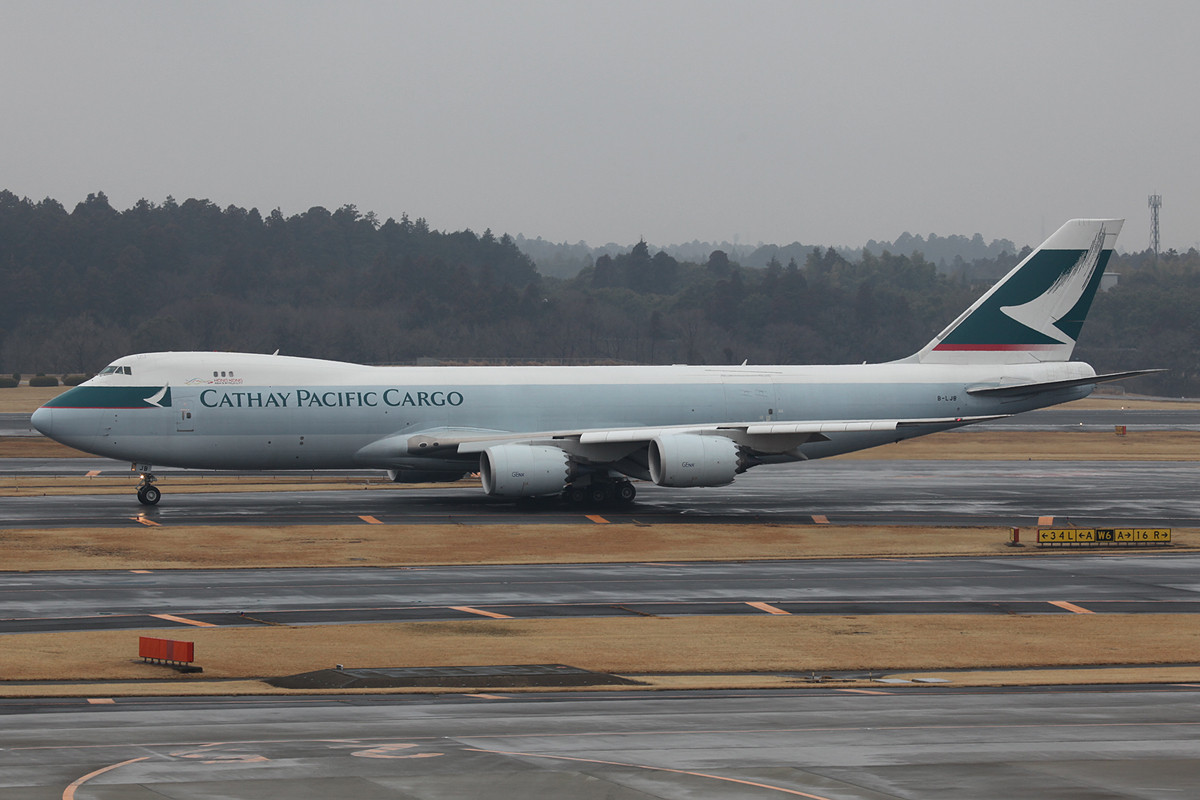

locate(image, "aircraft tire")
[[137, 485, 162, 506], [565, 486, 587, 506], [615, 481, 636, 504]]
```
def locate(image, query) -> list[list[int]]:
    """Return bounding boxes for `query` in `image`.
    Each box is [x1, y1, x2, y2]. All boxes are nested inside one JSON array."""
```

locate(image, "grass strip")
[[3, 614, 1200, 687]]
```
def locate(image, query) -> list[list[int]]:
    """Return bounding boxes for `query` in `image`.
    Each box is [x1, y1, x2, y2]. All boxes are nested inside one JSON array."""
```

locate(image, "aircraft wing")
[[355, 415, 1009, 461]]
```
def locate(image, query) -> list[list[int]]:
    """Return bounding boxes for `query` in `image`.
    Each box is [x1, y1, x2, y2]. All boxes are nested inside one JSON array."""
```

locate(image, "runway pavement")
[[3, 405, 1198, 798], [2, 686, 1198, 799], [7, 459, 1200, 528], [5, 553, 1200, 635]]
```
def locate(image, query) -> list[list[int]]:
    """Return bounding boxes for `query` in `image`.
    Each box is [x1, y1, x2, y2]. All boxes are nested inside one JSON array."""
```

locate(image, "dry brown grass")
[[0, 385, 67, 413], [833, 430, 1200, 461], [3, 614, 1199, 685], [3, 524, 1193, 571]]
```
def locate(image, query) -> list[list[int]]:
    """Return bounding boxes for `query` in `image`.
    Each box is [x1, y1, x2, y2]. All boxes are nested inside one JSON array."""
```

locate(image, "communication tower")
[[1148, 194, 1162, 259]]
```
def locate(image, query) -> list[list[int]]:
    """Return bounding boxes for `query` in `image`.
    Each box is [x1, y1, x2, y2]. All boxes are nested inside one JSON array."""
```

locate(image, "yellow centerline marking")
[[746, 601, 790, 615], [84, 470, 101, 477], [838, 688, 892, 695], [129, 570, 153, 574], [450, 606, 512, 619], [585, 514, 610, 524], [149, 613, 216, 627], [811, 514, 829, 524], [131, 517, 160, 527], [466, 693, 509, 700], [359, 515, 383, 524], [1049, 600, 1094, 614], [86, 698, 115, 705]]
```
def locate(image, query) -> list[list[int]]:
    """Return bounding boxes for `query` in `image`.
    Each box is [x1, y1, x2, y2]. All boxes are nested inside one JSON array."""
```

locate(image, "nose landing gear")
[[134, 464, 161, 506]]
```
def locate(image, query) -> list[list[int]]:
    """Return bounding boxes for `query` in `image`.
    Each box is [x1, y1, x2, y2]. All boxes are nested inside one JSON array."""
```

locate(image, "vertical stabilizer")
[[911, 218, 1122, 364]]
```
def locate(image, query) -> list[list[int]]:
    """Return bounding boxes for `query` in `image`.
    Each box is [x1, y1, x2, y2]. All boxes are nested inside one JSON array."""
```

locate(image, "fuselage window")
[[213, 372, 219, 378], [221, 371, 227, 377]]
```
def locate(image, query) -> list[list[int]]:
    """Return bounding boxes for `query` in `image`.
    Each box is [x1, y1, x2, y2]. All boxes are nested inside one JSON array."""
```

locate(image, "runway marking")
[[84, 470, 101, 477], [811, 514, 829, 524], [466, 693, 509, 699], [358, 515, 383, 524], [130, 570, 153, 574], [837, 689, 892, 695], [86, 698, 115, 704], [586, 514, 610, 524], [131, 517, 160, 526], [150, 613, 217, 627], [62, 756, 151, 800], [1049, 600, 1094, 614], [465, 748, 837, 799], [746, 601, 790, 615], [1038, 515, 1055, 526], [450, 606, 512, 619]]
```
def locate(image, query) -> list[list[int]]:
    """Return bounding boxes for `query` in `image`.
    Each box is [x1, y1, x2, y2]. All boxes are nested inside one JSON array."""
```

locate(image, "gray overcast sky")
[[3, 1, 1196, 252]]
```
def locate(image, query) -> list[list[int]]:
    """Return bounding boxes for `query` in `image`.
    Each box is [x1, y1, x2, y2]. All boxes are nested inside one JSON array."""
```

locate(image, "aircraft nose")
[[31, 406, 54, 437]]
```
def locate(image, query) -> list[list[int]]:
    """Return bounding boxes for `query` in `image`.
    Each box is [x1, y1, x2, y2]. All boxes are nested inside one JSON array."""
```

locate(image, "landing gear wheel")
[[137, 484, 161, 506], [565, 486, 588, 506], [588, 484, 612, 505], [615, 481, 636, 504]]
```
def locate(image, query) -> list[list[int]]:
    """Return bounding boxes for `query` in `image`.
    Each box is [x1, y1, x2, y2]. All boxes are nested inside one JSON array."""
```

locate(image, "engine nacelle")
[[387, 468, 469, 484], [648, 434, 740, 487], [480, 444, 571, 497]]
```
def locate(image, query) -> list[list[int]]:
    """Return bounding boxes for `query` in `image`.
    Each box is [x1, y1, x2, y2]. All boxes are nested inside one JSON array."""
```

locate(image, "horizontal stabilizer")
[[966, 369, 1165, 397]]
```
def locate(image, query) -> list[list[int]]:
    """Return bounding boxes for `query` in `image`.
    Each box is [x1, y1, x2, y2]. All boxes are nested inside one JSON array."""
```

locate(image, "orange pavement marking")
[[838, 688, 892, 695], [1049, 600, 1094, 614], [63, 756, 151, 800], [149, 613, 217, 627], [585, 514, 610, 524], [129, 570, 153, 574], [811, 514, 829, 524], [85, 470, 101, 477], [746, 601, 790, 615], [131, 517, 160, 526], [1038, 515, 1055, 526], [466, 693, 509, 700], [359, 515, 383, 524], [86, 698, 115, 705], [450, 606, 512, 619]]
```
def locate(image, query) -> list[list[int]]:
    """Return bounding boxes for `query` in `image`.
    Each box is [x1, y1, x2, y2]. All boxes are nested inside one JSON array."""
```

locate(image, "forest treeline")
[[1, 190, 1196, 396]]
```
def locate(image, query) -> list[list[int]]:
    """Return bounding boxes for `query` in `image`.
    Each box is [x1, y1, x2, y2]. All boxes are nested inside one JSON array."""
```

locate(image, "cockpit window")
[[100, 366, 118, 375], [99, 365, 132, 376], [123, 366, 132, 375]]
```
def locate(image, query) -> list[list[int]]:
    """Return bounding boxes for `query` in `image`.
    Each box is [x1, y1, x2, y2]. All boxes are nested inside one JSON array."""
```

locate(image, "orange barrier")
[[139, 636, 195, 664]]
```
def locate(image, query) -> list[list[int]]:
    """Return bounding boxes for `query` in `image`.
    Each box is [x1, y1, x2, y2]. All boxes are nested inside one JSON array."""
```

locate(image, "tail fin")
[[910, 218, 1122, 364]]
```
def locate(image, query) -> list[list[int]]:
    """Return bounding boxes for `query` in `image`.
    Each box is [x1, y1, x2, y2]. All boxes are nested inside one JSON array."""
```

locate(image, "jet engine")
[[648, 434, 741, 487], [480, 444, 572, 497]]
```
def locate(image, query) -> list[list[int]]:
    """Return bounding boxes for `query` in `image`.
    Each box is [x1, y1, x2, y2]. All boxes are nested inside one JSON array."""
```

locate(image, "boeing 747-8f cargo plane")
[[33, 219, 1155, 506]]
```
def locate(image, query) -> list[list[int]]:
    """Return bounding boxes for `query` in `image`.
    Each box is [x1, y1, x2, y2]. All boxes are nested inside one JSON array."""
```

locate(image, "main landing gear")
[[562, 478, 636, 508], [134, 464, 161, 506]]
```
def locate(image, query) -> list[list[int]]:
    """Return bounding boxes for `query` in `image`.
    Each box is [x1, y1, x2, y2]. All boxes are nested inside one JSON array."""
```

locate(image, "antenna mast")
[[1148, 193, 1162, 262]]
